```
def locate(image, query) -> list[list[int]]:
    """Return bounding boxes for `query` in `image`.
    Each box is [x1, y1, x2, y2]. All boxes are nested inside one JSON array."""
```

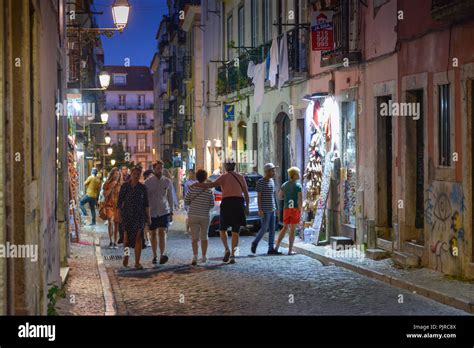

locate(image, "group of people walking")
[[80, 159, 303, 270]]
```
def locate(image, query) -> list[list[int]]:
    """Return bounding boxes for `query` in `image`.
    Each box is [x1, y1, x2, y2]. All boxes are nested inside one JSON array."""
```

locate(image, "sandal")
[[122, 255, 129, 267], [135, 264, 143, 270]]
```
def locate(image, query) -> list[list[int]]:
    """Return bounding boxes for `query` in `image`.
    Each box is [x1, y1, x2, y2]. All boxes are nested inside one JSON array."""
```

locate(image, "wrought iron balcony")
[[431, 0, 474, 22], [319, 0, 361, 68], [217, 27, 307, 96]]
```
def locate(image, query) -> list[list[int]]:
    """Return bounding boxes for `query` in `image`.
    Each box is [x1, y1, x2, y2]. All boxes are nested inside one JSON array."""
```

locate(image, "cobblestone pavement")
[[99, 218, 469, 316], [57, 232, 105, 316]]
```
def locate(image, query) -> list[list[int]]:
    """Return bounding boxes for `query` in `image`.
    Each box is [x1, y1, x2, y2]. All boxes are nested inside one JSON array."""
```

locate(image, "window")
[[438, 84, 451, 167], [137, 134, 147, 152], [114, 74, 126, 85], [138, 95, 145, 107], [238, 6, 245, 51], [262, 0, 271, 43], [137, 113, 147, 126], [118, 133, 128, 149], [251, 0, 258, 47], [227, 14, 233, 59], [119, 95, 126, 107], [118, 113, 127, 126]]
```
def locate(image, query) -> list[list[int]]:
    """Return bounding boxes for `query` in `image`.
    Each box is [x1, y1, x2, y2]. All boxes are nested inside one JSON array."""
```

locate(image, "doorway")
[[276, 112, 291, 182], [376, 96, 393, 238], [406, 90, 425, 244], [237, 121, 247, 172]]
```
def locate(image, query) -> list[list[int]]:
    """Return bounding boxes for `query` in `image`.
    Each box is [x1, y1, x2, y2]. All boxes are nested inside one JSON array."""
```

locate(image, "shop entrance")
[[376, 96, 393, 240], [406, 89, 425, 244]]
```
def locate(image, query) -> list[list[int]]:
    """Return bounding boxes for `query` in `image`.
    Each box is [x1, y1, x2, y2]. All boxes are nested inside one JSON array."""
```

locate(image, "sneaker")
[[88, 223, 96, 226], [146, 240, 151, 247], [113, 243, 118, 249], [109, 242, 113, 249], [159, 255, 169, 265], [191, 255, 198, 266], [223, 249, 231, 263], [229, 256, 236, 264], [201, 256, 208, 263], [268, 249, 282, 255], [152, 257, 158, 265], [250, 243, 257, 254], [288, 251, 297, 256]]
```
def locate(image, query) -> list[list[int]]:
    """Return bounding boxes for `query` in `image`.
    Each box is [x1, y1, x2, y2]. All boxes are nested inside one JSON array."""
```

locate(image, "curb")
[[94, 237, 117, 316], [274, 238, 473, 314]]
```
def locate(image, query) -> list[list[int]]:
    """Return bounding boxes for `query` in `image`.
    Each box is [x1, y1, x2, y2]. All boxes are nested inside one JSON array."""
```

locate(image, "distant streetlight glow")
[[104, 133, 111, 145], [112, 0, 131, 30], [111, 159, 116, 166], [107, 147, 113, 156]]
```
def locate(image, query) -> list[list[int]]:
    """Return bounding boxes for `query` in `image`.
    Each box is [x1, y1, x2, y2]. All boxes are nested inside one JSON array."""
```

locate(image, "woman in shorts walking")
[[275, 167, 303, 255], [184, 169, 215, 265]]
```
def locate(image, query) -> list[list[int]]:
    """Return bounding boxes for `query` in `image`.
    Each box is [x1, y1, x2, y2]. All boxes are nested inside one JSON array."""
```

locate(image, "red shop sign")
[[311, 11, 334, 51]]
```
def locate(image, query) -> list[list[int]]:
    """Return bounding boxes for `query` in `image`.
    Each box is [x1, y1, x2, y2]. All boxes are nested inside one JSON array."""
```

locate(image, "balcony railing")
[[217, 27, 307, 96], [319, 0, 361, 68], [106, 124, 154, 131], [107, 103, 154, 110], [431, 0, 474, 21], [134, 146, 151, 153]]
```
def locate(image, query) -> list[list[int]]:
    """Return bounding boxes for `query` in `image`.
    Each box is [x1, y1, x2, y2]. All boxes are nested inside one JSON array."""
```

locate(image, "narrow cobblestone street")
[[95, 218, 468, 316]]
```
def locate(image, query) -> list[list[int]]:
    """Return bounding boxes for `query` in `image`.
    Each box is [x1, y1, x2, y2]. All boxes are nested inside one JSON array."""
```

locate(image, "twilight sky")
[[93, 0, 168, 67]]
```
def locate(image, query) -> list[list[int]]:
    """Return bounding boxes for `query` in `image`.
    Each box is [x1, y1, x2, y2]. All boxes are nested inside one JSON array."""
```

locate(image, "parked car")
[[207, 173, 262, 236]]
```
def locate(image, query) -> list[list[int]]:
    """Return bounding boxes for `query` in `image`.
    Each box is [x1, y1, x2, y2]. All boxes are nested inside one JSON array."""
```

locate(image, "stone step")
[[377, 238, 393, 252], [329, 236, 354, 249], [392, 251, 420, 268], [404, 241, 425, 259], [365, 248, 388, 260]]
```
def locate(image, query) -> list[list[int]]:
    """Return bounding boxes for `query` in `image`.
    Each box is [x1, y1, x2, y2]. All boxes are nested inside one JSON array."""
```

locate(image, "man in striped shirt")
[[251, 163, 282, 255], [184, 169, 215, 265]]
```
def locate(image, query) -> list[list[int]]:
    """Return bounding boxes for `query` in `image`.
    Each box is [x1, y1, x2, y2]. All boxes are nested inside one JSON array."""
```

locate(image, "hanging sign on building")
[[311, 11, 334, 51], [224, 104, 235, 121]]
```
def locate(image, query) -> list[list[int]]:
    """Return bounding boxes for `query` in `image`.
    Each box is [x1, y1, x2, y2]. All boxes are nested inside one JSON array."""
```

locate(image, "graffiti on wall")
[[425, 182, 466, 272]]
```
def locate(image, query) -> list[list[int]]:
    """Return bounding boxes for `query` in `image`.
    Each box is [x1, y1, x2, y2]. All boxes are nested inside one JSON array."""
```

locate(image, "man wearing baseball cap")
[[251, 163, 282, 255]]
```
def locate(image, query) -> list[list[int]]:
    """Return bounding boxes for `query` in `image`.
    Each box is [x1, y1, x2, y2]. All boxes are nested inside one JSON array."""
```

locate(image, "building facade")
[[152, 0, 474, 279], [0, 0, 68, 314], [104, 66, 155, 170]]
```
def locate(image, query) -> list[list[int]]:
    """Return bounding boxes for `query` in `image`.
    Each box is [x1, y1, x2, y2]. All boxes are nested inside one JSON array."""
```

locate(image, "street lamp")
[[111, 159, 116, 166], [112, 0, 131, 29], [104, 133, 111, 145], [101, 112, 109, 123], [107, 147, 113, 156], [99, 71, 111, 89]]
